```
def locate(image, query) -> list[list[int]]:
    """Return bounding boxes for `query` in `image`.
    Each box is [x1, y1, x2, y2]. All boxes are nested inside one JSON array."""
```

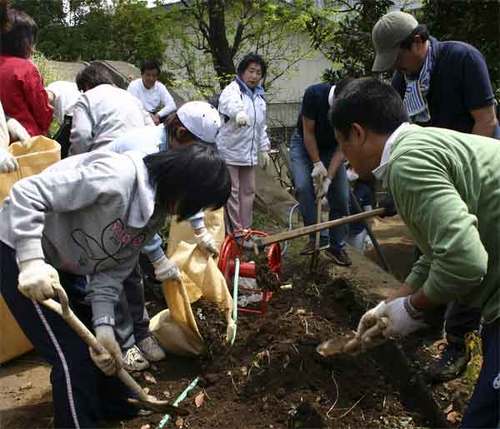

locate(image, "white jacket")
[[216, 79, 270, 166], [69, 84, 154, 155]]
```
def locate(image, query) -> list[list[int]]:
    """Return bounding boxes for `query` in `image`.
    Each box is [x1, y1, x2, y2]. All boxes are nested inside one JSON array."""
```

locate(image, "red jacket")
[[0, 55, 53, 137]]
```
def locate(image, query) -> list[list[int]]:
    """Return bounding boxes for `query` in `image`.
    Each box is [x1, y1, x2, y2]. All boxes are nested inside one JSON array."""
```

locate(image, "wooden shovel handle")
[[41, 286, 150, 402]]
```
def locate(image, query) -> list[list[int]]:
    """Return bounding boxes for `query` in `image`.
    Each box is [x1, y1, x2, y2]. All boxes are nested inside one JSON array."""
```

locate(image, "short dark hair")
[[237, 53, 267, 79], [399, 24, 429, 50], [76, 64, 114, 91], [144, 143, 231, 221], [164, 111, 198, 143], [141, 59, 161, 75], [0, 2, 37, 58], [334, 77, 354, 98], [331, 78, 409, 136]]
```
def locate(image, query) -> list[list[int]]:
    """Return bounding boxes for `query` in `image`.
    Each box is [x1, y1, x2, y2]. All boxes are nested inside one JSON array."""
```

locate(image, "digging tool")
[[309, 178, 323, 273], [349, 189, 390, 272], [316, 317, 389, 357], [255, 208, 385, 249], [41, 284, 189, 416]]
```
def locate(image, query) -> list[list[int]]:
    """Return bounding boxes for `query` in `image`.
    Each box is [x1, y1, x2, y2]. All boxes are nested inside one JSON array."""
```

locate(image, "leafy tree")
[[306, 0, 394, 82], [160, 0, 318, 94], [420, 0, 499, 97], [12, 0, 169, 67]]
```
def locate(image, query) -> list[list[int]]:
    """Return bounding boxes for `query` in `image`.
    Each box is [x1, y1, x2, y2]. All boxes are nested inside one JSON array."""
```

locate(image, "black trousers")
[[0, 242, 134, 428]]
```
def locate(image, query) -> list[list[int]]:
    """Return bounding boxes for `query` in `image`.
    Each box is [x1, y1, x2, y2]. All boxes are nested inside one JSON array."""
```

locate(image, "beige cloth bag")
[[150, 208, 234, 356], [0, 137, 61, 363]]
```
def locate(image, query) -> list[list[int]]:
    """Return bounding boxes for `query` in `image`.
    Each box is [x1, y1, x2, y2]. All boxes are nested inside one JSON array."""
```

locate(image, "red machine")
[[218, 230, 281, 315]]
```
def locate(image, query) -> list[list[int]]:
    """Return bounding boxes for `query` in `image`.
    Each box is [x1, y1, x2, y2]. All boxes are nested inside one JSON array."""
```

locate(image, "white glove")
[[358, 298, 427, 342], [0, 146, 18, 173], [259, 151, 270, 170], [317, 176, 332, 199], [7, 118, 30, 144], [152, 255, 180, 282], [90, 325, 122, 375], [195, 227, 219, 256], [18, 259, 58, 302], [311, 161, 328, 180], [235, 111, 250, 127]]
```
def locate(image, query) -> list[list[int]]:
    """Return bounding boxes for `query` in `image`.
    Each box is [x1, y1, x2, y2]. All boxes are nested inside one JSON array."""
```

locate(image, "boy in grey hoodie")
[[0, 144, 230, 428]]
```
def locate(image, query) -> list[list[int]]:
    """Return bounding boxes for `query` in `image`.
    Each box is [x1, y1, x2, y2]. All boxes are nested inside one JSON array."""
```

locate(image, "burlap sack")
[[0, 137, 61, 363], [150, 208, 233, 356], [0, 136, 61, 202]]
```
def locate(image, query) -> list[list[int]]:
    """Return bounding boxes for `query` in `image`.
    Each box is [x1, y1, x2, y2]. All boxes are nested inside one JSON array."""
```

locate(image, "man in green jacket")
[[331, 77, 499, 428]]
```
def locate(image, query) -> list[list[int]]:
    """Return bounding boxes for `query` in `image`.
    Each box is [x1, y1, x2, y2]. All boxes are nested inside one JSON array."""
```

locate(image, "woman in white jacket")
[[216, 53, 270, 242]]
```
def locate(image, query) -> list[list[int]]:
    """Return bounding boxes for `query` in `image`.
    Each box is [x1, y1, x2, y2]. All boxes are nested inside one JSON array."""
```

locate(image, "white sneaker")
[[123, 345, 150, 371], [137, 336, 166, 362]]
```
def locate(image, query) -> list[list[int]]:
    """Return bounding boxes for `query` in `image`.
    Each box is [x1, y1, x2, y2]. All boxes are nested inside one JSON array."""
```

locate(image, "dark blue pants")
[[461, 320, 500, 428], [288, 130, 350, 248], [0, 242, 133, 428]]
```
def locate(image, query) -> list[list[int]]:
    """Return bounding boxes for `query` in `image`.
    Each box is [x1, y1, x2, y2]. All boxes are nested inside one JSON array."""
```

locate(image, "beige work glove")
[[235, 111, 250, 127], [0, 146, 18, 173], [311, 161, 328, 180], [18, 259, 58, 302], [152, 254, 181, 282], [195, 227, 219, 257], [90, 325, 122, 375], [7, 118, 30, 144]]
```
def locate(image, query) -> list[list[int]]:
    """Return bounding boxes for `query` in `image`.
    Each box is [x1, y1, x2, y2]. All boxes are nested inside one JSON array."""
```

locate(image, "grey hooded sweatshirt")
[[0, 150, 166, 325]]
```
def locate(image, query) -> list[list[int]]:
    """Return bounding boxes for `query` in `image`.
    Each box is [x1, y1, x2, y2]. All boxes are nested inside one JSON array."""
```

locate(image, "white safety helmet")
[[177, 101, 221, 144]]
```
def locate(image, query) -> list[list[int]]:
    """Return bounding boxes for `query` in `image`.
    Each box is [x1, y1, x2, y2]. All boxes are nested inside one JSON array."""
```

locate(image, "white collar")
[[372, 122, 410, 182]]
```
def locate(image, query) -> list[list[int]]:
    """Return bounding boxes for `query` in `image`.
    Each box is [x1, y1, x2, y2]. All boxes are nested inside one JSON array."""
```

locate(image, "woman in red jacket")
[[0, 2, 53, 137]]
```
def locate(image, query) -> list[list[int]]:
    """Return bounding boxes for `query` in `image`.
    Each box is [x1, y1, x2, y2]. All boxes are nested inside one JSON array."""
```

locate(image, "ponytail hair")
[[0, 0, 38, 58]]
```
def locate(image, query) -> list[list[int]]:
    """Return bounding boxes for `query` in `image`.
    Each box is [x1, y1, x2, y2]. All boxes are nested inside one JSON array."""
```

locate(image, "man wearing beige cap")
[[371, 11, 499, 384]]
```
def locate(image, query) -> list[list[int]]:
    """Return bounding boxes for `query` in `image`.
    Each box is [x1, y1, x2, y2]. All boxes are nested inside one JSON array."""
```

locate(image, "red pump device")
[[218, 230, 281, 315]]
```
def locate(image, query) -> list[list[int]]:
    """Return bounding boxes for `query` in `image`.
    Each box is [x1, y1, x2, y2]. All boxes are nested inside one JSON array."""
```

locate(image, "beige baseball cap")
[[372, 11, 419, 72]]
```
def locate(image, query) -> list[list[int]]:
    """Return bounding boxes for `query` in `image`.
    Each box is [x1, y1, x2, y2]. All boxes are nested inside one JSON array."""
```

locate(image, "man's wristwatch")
[[404, 296, 424, 320]]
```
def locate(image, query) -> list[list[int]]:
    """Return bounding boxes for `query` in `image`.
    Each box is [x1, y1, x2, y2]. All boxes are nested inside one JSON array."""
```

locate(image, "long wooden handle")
[[42, 288, 150, 402], [256, 207, 386, 247]]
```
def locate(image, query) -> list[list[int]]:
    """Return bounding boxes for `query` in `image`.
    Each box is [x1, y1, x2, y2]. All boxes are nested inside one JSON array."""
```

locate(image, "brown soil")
[[120, 259, 424, 429], [1, 215, 476, 429], [191, 300, 229, 361]]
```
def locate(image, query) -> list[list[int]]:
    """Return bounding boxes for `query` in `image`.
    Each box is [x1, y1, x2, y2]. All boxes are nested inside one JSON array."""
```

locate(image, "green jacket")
[[386, 125, 500, 323]]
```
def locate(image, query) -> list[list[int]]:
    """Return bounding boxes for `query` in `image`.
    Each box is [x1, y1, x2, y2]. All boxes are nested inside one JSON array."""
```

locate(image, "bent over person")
[[332, 77, 500, 429], [0, 144, 230, 428]]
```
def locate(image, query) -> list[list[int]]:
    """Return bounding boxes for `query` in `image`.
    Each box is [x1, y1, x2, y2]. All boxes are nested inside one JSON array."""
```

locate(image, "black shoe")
[[325, 247, 352, 266], [427, 342, 470, 383]]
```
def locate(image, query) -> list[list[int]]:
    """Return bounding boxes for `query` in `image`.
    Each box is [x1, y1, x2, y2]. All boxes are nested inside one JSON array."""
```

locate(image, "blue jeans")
[[289, 130, 349, 249], [460, 320, 500, 428]]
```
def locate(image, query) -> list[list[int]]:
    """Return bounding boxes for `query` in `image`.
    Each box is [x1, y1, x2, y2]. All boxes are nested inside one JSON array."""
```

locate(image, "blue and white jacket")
[[216, 78, 270, 166]]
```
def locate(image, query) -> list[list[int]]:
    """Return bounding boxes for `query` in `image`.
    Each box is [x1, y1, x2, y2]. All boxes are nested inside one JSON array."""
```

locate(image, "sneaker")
[[325, 247, 352, 266], [123, 345, 150, 371], [137, 336, 166, 362], [299, 237, 330, 255], [427, 342, 470, 383]]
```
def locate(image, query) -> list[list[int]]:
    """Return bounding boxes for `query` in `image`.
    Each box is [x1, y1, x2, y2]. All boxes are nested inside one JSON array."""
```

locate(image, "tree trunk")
[[206, 0, 237, 88]]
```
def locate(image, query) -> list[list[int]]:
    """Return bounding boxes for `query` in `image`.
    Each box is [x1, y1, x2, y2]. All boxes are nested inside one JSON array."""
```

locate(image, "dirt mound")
[[125, 273, 423, 429], [192, 300, 229, 361]]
